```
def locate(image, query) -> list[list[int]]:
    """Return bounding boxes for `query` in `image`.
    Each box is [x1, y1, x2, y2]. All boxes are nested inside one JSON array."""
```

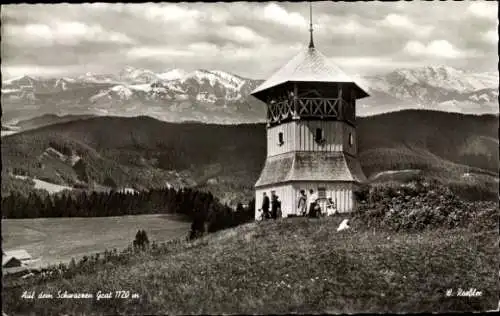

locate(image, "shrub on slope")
[[353, 180, 498, 232]]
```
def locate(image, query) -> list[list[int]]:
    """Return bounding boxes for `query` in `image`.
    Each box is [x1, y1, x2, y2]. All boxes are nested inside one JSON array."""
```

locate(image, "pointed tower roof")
[[252, 46, 369, 95], [251, 2, 369, 100]]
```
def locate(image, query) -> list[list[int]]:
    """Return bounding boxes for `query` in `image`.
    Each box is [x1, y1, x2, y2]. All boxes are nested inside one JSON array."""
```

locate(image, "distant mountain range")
[[2, 65, 498, 124], [2, 110, 498, 205]]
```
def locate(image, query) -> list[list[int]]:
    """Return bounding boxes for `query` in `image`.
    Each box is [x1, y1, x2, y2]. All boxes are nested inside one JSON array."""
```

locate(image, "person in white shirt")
[[297, 190, 307, 216]]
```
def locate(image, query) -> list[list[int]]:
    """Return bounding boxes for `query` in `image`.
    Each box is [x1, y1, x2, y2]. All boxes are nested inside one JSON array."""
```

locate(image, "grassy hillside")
[[1, 110, 498, 203], [2, 216, 498, 314]]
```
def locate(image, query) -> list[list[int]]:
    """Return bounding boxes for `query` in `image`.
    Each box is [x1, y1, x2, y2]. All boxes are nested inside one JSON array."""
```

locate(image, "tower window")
[[278, 132, 284, 146], [349, 133, 354, 146], [315, 128, 324, 142]]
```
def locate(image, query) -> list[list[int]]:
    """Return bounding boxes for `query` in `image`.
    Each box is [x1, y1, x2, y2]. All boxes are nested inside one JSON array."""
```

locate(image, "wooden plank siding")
[[267, 120, 357, 157], [267, 121, 297, 157]]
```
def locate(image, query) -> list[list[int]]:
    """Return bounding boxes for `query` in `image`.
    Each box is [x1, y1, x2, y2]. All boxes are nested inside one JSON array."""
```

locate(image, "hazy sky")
[[1, 1, 498, 80]]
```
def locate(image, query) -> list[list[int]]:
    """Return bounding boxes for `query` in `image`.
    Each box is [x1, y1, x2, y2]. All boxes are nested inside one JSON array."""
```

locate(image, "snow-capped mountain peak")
[[180, 69, 246, 91], [110, 85, 134, 99], [209, 70, 246, 88], [54, 78, 75, 90], [389, 65, 465, 84], [62, 77, 76, 83], [367, 65, 498, 95], [157, 69, 188, 81], [2, 65, 498, 125], [3, 75, 38, 86], [77, 72, 118, 84], [118, 66, 158, 84]]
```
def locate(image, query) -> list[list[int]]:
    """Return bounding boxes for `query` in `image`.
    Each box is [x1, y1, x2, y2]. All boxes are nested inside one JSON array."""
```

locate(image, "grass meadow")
[[2, 215, 498, 314], [1, 214, 191, 268]]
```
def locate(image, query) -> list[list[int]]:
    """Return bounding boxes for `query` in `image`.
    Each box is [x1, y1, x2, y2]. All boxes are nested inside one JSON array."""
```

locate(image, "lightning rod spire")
[[308, 1, 314, 49]]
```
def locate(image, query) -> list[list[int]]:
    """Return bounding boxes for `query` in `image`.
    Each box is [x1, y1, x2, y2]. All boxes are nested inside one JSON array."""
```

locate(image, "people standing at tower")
[[326, 197, 337, 216], [276, 195, 282, 218], [308, 189, 319, 217], [298, 190, 307, 216], [261, 192, 270, 219], [271, 192, 280, 219]]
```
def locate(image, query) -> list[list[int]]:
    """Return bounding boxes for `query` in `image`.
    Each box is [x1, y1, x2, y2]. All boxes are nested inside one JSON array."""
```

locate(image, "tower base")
[[254, 151, 366, 220]]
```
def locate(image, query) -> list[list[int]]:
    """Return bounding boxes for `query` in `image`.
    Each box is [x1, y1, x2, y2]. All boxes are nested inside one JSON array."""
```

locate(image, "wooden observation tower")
[[251, 3, 369, 219]]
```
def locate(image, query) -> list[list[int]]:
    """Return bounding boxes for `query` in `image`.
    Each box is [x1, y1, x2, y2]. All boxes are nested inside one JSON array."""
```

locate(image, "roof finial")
[[308, 1, 314, 49]]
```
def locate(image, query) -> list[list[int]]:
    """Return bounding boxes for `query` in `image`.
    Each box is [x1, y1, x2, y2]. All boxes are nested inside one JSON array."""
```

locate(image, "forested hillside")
[[1, 110, 498, 204]]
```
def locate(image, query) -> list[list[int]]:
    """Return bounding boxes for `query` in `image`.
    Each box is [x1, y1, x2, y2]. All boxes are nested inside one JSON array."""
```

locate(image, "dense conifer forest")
[[1, 188, 255, 238]]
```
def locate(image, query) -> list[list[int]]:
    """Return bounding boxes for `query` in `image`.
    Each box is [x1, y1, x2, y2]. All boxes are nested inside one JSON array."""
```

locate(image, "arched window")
[[278, 132, 284, 146], [315, 128, 324, 142], [349, 132, 354, 146]]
